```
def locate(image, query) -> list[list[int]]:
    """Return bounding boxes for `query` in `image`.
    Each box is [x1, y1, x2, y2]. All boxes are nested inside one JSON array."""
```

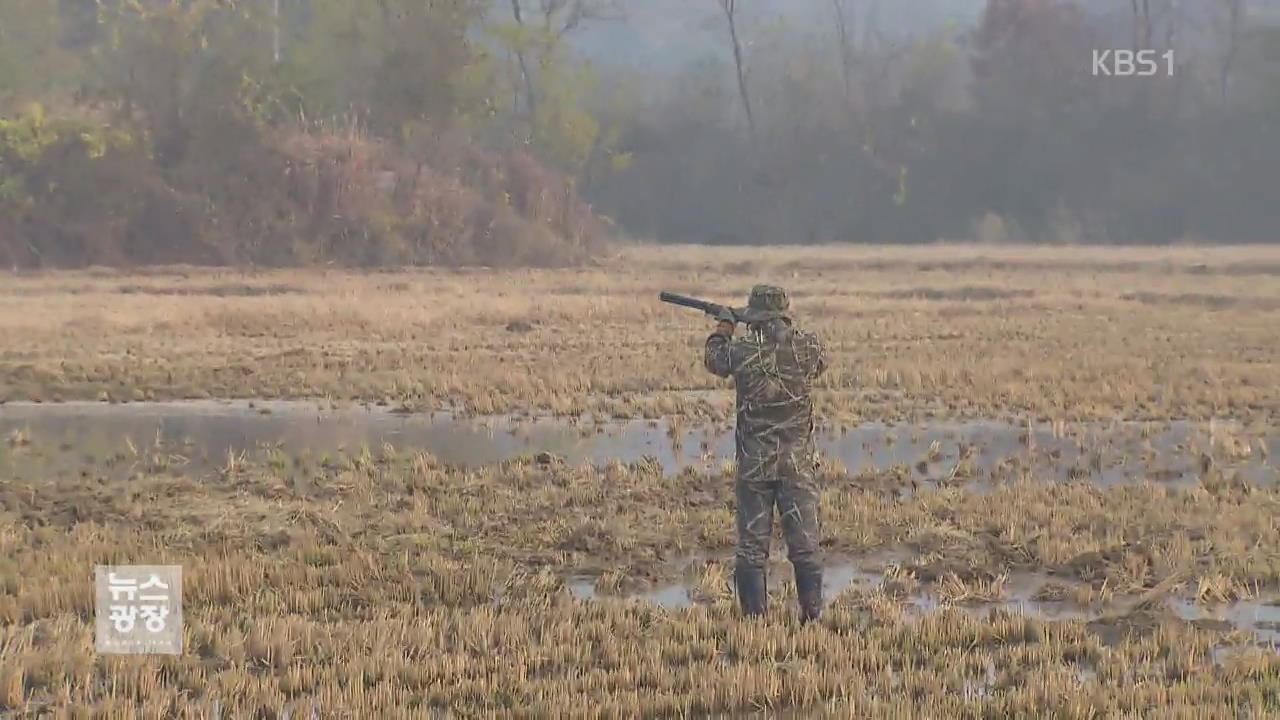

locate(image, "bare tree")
[[1143, 0, 1153, 47], [506, 1, 624, 122], [1131, 0, 1153, 49], [862, 0, 880, 55], [1164, 0, 1179, 52], [272, 0, 281, 64], [1132, 0, 1139, 48], [538, 0, 624, 40], [508, 0, 539, 119], [716, 0, 756, 139], [830, 0, 859, 111], [1218, 0, 1245, 105]]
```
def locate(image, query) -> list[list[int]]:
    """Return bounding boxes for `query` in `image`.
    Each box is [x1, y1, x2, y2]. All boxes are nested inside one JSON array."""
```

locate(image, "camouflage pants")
[[734, 443, 822, 574]]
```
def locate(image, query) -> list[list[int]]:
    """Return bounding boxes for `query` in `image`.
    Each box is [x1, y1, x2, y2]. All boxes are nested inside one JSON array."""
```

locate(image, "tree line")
[[0, 0, 613, 267], [1, 1, 1277, 268], [588, 0, 1280, 245]]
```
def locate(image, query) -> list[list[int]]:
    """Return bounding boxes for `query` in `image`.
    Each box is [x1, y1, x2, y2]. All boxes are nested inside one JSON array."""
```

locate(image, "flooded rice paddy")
[[1, 400, 1275, 488], [7, 253, 1280, 714], [4, 400, 1279, 654], [565, 553, 1280, 651], [563, 548, 1280, 655]]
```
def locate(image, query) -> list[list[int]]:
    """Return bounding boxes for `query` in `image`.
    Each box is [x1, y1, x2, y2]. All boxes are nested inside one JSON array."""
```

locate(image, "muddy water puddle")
[[1168, 598, 1280, 645], [1, 401, 1275, 487], [565, 555, 1280, 647]]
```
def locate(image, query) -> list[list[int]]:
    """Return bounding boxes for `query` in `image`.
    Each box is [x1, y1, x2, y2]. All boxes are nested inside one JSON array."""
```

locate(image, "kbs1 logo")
[[1092, 49, 1174, 77]]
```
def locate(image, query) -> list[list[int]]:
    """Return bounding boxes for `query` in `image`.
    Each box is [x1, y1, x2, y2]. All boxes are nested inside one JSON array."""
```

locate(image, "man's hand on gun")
[[714, 307, 736, 337], [657, 292, 737, 336]]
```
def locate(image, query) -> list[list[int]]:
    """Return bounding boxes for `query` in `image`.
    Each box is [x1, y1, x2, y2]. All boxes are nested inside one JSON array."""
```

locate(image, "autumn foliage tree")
[[0, 0, 607, 267]]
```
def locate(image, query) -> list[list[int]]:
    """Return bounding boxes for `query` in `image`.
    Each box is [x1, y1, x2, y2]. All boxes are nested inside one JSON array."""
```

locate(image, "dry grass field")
[[4, 439, 1280, 716], [2, 245, 1280, 716], [3, 244, 1279, 423]]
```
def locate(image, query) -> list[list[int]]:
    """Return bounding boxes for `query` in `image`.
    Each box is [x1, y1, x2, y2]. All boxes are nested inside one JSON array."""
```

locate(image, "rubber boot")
[[734, 565, 768, 618], [794, 563, 824, 624]]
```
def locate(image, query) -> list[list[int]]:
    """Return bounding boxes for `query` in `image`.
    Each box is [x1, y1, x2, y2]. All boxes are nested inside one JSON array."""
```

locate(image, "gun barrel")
[[658, 291, 714, 314]]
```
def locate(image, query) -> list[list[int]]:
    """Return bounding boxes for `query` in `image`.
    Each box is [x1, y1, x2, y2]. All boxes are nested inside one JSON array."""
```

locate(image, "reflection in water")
[[1, 400, 1276, 488], [562, 556, 1280, 647], [566, 578, 692, 609], [1168, 598, 1280, 646]]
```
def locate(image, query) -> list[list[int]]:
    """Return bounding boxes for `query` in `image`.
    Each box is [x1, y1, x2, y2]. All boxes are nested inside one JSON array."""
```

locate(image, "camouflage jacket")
[[705, 318, 826, 461]]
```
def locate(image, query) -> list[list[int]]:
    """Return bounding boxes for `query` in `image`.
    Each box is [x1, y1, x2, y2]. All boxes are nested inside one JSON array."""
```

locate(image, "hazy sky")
[[556, 0, 1280, 74], [564, 0, 987, 69]]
